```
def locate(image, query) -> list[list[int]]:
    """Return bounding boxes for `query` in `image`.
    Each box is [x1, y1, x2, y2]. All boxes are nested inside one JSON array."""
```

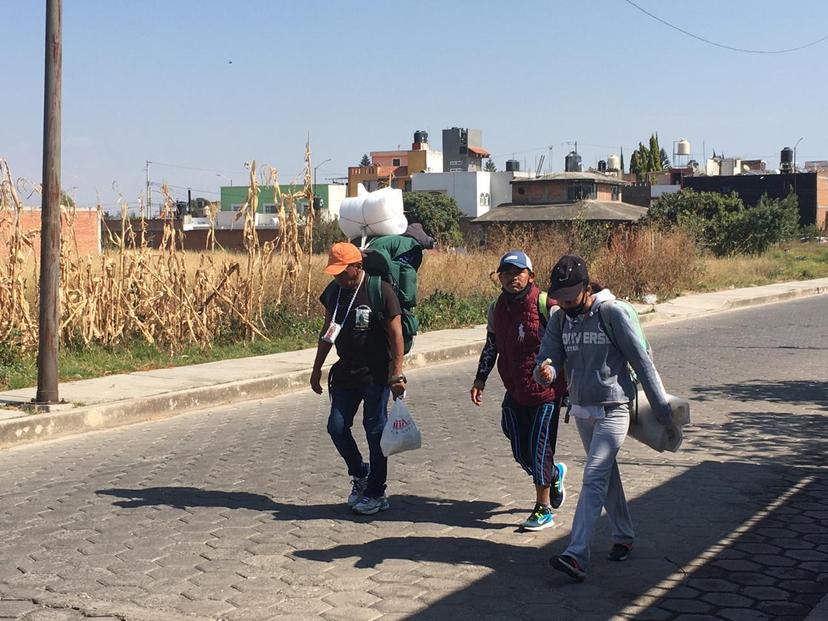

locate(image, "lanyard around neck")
[[332, 271, 365, 323]]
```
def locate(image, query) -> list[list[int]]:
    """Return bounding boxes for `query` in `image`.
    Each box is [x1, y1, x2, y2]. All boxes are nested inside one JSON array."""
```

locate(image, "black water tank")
[[565, 151, 583, 172], [598, 160, 607, 173], [414, 130, 428, 144], [505, 159, 520, 172], [780, 147, 793, 164]]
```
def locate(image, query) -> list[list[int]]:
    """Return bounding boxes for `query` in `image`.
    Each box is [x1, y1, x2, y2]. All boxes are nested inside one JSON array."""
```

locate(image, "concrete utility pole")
[[146, 160, 152, 215], [36, 0, 62, 404]]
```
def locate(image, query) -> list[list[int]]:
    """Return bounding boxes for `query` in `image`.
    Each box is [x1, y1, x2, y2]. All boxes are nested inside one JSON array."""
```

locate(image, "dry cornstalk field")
[[0, 150, 318, 356]]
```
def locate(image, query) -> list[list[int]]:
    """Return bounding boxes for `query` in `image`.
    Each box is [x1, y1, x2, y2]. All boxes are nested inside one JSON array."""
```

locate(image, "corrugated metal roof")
[[473, 200, 647, 223]]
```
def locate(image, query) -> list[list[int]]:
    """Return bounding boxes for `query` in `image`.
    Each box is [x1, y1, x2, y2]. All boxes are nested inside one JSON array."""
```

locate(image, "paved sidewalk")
[[0, 277, 825, 450]]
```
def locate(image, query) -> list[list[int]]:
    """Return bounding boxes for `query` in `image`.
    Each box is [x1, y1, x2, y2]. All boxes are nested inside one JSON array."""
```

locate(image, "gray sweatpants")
[[563, 404, 635, 567]]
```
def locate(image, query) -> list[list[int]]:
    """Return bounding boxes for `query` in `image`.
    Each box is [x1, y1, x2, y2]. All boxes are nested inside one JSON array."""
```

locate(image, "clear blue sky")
[[5, 0, 828, 210]]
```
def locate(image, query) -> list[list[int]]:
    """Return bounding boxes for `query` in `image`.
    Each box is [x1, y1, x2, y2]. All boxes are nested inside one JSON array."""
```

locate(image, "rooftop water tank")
[[607, 154, 621, 171], [414, 130, 428, 144], [565, 151, 583, 172], [505, 159, 520, 172], [677, 139, 691, 156], [598, 160, 607, 173]]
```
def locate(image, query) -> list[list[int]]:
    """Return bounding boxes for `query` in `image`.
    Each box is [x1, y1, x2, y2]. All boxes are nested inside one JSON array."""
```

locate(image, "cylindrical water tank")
[[414, 130, 428, 144], [608, 154, 621, 170], [677, 139, 691, 156], [565, 151, 582, 172], [780, 147, 794, 165], [598, 160, 607, 173], [505, 159, 520, 172]]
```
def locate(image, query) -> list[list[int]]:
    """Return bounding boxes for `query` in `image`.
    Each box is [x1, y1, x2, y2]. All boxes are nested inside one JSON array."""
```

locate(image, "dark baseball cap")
[[549, 255, 589, 301], [497, 250, 533, 273]]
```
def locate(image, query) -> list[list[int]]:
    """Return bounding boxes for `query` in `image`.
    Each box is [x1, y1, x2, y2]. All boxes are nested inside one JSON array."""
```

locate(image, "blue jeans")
[[327, 384, 389, 498]]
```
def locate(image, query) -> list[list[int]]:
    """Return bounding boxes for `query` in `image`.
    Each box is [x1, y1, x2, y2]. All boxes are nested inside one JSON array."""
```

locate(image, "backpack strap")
[[596, 303, 618, 350], [366, 275, 384, 318], [537, 291, 550, 328]]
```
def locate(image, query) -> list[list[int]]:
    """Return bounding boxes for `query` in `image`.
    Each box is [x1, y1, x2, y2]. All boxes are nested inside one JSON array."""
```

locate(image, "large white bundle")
[[339, 184, 408, 241], [628, 393, 690, 453]]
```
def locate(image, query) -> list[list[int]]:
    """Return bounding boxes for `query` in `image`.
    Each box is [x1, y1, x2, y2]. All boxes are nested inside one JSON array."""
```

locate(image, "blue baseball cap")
[[497, 250, 533, 273]]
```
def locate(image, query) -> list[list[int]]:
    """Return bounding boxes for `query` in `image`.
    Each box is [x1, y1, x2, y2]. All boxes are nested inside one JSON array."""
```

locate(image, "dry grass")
[[0, 152, 318, 356]]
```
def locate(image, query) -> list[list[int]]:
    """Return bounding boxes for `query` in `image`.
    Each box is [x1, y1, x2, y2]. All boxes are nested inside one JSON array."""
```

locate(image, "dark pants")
[[327, 383, 389, 498], [501, 393, 561, 488]]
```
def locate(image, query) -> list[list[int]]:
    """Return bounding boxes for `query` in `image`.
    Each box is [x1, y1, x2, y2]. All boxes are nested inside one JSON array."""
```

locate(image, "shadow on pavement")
[[693, 379, 828, 412], [95, 487, 511, 530], [294, 461, 828, 620]]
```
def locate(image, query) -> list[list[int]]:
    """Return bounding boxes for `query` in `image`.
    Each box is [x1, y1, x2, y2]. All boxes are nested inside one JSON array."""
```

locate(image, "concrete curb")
[[0, 342, 484, 451]]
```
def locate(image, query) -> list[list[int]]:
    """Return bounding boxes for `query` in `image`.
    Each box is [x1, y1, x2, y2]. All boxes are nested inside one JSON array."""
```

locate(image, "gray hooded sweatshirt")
[[533, 289, 672, 423]]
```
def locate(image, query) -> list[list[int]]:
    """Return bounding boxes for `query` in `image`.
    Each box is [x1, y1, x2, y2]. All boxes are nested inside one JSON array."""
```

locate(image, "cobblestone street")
[[1, 297, 826, 620]]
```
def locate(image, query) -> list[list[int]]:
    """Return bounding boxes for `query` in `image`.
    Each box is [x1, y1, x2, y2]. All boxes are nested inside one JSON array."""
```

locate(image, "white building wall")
[[426, 149, 443, 172], [410, 171, 492, 218], [325, 184, 347, 220], [490, 171, 533, 208]]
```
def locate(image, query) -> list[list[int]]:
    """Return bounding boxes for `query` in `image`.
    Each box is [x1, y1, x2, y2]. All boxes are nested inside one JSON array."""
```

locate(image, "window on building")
[[611, 185, 620, 200], [392, 158, 401, 167], [263, 203, 277, 214], [567, 181, 596, 201]]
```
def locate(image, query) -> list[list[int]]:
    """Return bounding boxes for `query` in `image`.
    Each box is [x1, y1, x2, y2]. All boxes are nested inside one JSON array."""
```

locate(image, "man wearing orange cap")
[[311, 242, 406, 516]]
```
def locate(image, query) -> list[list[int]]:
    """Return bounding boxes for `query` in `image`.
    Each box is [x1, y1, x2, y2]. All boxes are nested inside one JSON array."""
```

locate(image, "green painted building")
[[220, 184, 344, 217]]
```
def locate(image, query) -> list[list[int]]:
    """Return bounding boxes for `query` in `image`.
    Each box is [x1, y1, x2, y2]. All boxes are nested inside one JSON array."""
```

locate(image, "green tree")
[[403, 192, 463, 248], [359, 154, 371, 167], [644, 189, 800, 256], [648, 133, 662, 172], [484, 159, 497, 172], [659, 147, 670, 170]]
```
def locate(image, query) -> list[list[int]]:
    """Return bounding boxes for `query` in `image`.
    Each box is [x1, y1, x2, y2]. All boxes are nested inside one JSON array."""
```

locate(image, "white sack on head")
[[339, 185, 408, 240]]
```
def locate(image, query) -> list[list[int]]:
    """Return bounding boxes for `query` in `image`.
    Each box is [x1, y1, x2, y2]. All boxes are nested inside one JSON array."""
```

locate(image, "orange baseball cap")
[[323, 242, 363, 275]]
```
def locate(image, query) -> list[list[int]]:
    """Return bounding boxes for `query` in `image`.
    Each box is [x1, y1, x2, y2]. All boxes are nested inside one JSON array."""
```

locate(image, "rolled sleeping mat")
[[628, 393, 690, 453]]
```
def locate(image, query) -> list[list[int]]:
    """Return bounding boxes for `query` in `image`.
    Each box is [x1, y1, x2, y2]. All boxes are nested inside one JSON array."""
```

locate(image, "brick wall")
[[0, 208, 100, 259], [512, 181, 567, 204]]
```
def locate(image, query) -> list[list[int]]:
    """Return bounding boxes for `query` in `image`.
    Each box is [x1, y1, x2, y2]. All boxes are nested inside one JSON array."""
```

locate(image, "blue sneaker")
[[521, 504, 554, 531], [352, 495, 390, 515], [551, 463, 567, 510]]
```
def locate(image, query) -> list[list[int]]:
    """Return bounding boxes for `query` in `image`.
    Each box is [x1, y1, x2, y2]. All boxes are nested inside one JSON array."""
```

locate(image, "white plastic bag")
[[628, 392, 690, 453], [380, 398, 421, 456], [339, 185, 408, 240]]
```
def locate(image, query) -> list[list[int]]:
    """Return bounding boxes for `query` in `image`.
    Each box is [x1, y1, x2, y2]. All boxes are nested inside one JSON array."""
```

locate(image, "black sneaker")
[[549, 554, 586, 582], [608, 543, 632, 562]]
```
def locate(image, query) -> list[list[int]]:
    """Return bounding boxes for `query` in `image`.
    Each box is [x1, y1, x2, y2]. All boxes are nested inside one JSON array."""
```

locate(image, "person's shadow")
[[96, 487, 522, 530]]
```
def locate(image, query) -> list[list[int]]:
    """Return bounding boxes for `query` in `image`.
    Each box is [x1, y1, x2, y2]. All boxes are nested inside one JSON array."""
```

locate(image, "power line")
[[623, 0, 828, 54], [150, 160, 236, 175]]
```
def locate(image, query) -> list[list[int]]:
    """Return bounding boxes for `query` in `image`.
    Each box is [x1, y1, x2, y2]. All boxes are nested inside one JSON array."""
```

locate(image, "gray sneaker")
[[347, 475, 369, 507], [352, 495, 390, 515]]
